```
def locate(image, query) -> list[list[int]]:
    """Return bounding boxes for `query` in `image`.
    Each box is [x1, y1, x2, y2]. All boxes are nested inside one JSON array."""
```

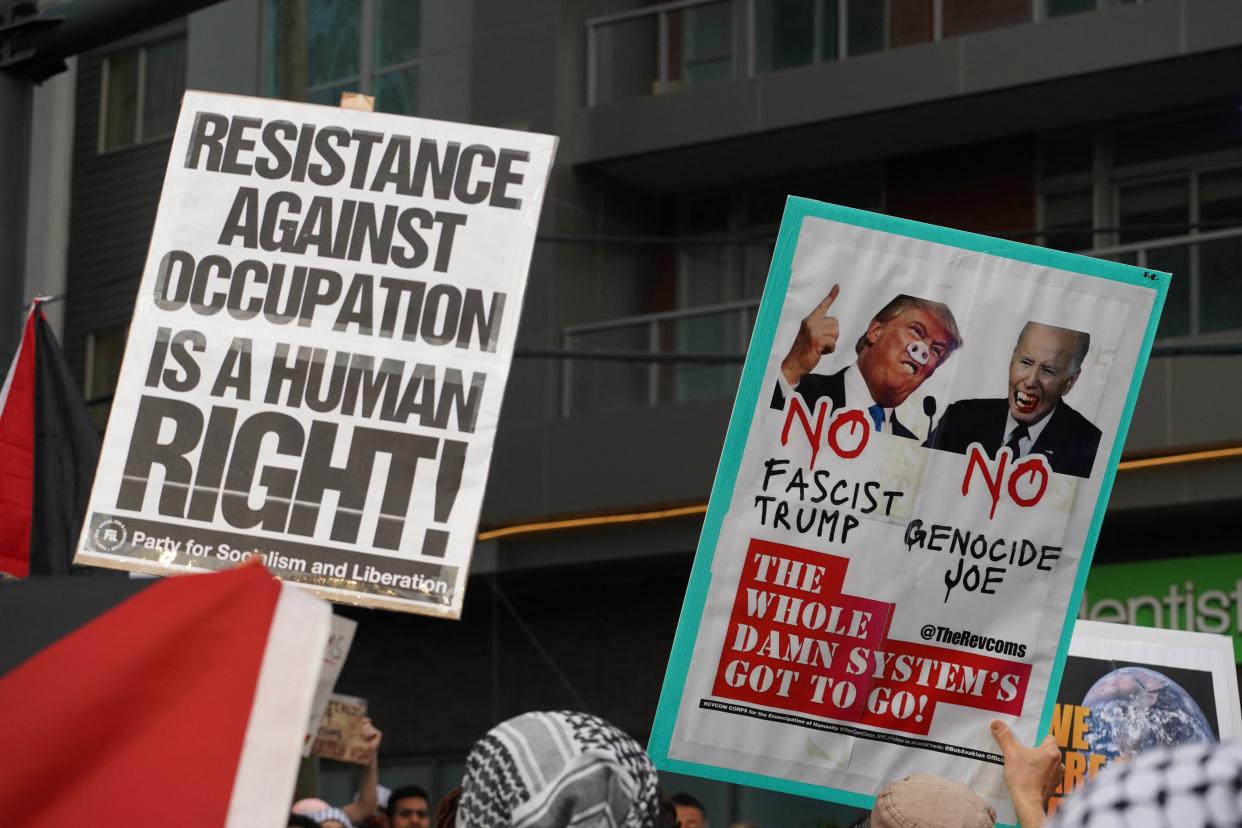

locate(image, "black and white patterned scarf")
[[308, 806, 354, 828], [1049, 741, 1242, 828], [457, 711, 660, 828]]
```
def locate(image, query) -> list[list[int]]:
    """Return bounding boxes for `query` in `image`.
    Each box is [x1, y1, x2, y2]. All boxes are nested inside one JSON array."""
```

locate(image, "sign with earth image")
[[1049, 620, 1242, 816]]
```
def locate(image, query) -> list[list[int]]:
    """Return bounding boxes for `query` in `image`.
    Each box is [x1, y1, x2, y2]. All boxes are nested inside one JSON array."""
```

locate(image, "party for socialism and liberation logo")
[[93, 519, 129, 552]]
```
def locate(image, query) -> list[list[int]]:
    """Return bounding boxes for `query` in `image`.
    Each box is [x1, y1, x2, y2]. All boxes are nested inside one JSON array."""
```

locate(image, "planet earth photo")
[[1082, 666, 1215, 759]]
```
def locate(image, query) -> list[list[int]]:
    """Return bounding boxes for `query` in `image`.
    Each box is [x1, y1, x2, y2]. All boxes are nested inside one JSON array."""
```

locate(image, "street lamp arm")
[[0, 0, 221, 81]]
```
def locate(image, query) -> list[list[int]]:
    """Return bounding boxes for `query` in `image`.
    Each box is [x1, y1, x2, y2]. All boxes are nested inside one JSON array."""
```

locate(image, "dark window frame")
[[97, 34, 188, 155]]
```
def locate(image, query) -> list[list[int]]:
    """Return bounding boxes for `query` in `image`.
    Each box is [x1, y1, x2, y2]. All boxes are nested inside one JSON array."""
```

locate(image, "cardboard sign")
[[311, 693, 372, 765], [1050, 620, 1242, 815], [74, 91, 557, 617], [650, 198, 1167, 824]]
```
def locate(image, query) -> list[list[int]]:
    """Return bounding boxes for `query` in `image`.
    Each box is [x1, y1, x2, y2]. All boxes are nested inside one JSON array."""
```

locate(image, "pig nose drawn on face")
[[906, 341, 929, 365]]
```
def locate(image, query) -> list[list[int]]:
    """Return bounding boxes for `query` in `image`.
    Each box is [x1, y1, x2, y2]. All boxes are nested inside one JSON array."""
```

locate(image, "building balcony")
[[573, 0, 1242, 193], [562, 226, 1242, 416], [588, 0, 1079, 108], [475, 227, 1242, 523]]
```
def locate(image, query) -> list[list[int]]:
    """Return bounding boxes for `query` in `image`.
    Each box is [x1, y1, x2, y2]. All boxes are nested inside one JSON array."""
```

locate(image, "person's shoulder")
[[800, 366, 848, 392], [1055, 401, 1102, 439], [943, 397, 1007, 420], [927, 398, 1005, 449], [821, 365, 850, 383]]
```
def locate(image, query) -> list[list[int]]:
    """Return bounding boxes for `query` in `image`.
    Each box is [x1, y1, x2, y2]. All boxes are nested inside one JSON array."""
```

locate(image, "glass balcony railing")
[[588, 0, 739, 106], [1089, 226, 1242, 340], [562, 299, 760, 416], [560, 227, 1242, 415], [586, 0, 1142, 106]]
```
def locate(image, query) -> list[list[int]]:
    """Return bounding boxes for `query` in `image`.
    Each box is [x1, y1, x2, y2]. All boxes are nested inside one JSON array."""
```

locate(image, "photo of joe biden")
[[927, 321, 1101, 478]]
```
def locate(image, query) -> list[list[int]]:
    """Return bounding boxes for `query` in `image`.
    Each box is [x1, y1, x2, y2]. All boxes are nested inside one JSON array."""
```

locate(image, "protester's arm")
[[343, 719, 383, 825], [991, 720, 1063, 828], [781, 285, 840, 386]]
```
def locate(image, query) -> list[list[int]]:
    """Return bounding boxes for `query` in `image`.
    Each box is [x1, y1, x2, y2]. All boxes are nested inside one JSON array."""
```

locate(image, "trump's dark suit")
[[770, 368, 916, 440], [926, 397, 1101, 478]]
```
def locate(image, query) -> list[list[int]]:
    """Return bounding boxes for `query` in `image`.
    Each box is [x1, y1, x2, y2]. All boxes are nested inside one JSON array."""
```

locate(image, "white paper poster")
[[1048, 620, 1242, 815], [650, 198, 1168, 824], [76, 91, 557, 617]]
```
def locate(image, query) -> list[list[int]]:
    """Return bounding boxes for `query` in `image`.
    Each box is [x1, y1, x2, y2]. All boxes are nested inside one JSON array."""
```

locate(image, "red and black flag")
[[0, 563, 332, 826], [0, 302, 101, 577]]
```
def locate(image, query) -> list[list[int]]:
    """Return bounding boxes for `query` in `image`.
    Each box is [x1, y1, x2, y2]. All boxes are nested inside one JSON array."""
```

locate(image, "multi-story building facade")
[[46, 0, 1242, 821]]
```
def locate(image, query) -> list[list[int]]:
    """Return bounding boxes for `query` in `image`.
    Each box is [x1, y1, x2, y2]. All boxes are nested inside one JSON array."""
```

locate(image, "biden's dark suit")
[[926, 397, 1101, 478]]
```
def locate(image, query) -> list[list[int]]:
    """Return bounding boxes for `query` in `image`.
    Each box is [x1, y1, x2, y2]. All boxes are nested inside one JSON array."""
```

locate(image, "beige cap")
[[870, 774, 996, 828]]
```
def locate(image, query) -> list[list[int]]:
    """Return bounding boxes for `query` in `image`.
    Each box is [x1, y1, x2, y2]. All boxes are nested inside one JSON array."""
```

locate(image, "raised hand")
[[781, 284, 840, 386], [991, 719, 1063, 827], [343, 717, 385, 825], [360, 717, 383, 761]]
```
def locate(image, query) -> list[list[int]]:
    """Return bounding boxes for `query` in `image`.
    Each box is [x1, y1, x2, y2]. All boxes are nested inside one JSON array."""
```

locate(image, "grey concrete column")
[[0, 68, 32, 367]]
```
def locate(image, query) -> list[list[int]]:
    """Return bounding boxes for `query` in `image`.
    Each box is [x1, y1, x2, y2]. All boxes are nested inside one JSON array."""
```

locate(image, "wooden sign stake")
[[339, 92, 375, 112]]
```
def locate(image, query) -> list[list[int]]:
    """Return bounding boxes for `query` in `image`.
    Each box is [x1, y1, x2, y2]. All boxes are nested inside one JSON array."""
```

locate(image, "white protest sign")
[[75, 91, 557, 617], [303, 613, 358, 756], [650, 199, 1167, 825], [1048, 621, 1242, 815]]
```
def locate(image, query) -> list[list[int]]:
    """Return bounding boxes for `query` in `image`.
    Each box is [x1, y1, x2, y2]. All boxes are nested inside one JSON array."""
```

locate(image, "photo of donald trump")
[[770, 287, 963, 439], [927, 321, 1101, 478]]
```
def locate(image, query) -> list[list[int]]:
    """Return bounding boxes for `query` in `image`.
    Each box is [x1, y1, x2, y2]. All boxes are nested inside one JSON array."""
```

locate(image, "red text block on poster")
[[713, 538, 1030, 736]]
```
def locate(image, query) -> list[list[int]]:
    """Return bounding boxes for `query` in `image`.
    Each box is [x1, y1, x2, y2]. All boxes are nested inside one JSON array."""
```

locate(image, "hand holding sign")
[[359, 717, 382, 762], [781, 284, 840, 386], [991, 719, 1063, 827]]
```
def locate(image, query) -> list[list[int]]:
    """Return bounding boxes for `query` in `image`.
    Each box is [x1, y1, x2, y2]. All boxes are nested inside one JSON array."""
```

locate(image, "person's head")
[[670, 792, 709, 828], [1047, 741, 1242, 828], [656, 791, 681, 828], [387, 785, 431, 828], [456, 711, 660, 828], [866, 774, 994, 828], [1008, 322, 1090, 426], [854, 295, 962, 408], [308, 807, 354, 828], [292, 798, 332, 815]]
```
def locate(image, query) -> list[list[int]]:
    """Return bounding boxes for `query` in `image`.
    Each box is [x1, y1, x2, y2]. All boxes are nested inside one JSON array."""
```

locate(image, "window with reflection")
[[99, 37, 187, 152], [266, 0, 423, 114], [1038, 105, 1242, 339], [85, 327, 127, 428], [1046, 0, 1139, 19]]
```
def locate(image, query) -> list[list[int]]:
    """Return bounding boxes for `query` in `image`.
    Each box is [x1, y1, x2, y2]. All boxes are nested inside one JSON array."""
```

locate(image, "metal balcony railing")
[[560, 226, 1242, 415], [562, 299, 761, 416], [586, 0, 1144, 106], [587, 0, 738, 106], [1086, 226, 1242, 340]]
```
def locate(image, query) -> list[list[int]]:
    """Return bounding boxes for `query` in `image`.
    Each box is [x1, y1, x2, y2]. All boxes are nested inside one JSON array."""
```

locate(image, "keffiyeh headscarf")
[[457, 711, 660, 828], [307, 806, 354, 828], [1049, 741, 1242, 828]]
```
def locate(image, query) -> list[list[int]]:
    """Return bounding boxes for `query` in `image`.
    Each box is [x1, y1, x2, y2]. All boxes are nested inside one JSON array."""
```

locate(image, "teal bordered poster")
[[649, 198, 1168, 825]]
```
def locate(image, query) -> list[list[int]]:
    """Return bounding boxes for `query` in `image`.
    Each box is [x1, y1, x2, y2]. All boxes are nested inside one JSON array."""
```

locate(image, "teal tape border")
[[646, 197, 809, 761], [647, 196, 1169, 817]]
